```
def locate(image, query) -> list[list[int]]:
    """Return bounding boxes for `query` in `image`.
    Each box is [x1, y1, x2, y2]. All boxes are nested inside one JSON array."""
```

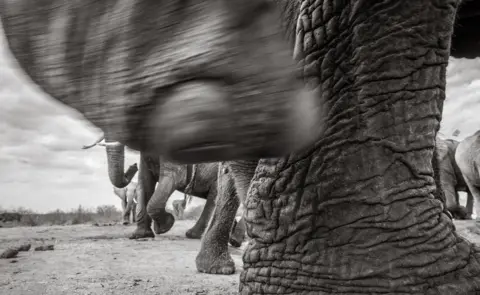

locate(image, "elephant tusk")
[[97, 141, 123, 147], [82, 134, 106, 149], [81, 135, 123, 149], [133, 198, 138, 204]]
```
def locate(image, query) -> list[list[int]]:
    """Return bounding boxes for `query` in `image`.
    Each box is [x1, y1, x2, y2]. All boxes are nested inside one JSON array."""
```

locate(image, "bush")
[[0, 205, 123, 227]]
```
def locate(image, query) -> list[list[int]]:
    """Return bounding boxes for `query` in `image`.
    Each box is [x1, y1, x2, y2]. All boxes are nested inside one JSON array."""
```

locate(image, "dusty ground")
[[0, 220, 245, 295], [1, 220, 480, 295]]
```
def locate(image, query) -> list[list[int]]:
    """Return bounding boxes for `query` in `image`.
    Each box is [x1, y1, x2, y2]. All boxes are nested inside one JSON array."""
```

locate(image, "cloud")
[[0, 26, 479, 213], [440, 57, 480, 140], [0, 28, 148, 213]]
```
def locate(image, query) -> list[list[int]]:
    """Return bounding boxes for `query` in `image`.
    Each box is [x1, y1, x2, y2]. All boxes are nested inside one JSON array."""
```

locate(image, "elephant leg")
[[129, 156, 155, 239], [124, 199, 135, 225], [186, 193, 216, 239], [463, 178, 480, 233], [131, 203, 137, 223], [196, 165, 238, 275], [229, 216, 246, 248], [147, 177, 176, 235], [119, 194, 130, 225], [466, 191, 474, 220], [449, 191, 469, 220]]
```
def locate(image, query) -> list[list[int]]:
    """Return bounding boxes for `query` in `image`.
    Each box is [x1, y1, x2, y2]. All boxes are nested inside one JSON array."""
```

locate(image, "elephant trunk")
[[105, 138, 138, 188]]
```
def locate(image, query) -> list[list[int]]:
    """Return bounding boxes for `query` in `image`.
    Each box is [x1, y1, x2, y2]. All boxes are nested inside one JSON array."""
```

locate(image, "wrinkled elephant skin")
[[3, 0, 480, 294]]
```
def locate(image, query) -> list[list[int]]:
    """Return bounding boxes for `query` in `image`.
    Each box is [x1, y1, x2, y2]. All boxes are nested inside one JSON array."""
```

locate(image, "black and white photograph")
[[1, 1, 480, 294]]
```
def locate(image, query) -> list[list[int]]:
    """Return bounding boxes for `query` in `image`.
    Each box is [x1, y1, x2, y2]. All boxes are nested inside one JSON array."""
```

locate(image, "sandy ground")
[[0, 220, 245, 295], [1, 220, 480, 295]]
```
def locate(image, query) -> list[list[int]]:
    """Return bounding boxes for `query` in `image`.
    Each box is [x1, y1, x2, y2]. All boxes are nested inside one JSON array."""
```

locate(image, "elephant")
[[196, 161, 253, 274], [83, 136, 219, 240], [436, 136, 473, 219], [84, 136, 248, 273], [3, 0, 480, 293], [112, 180, 139, 225], [456, 130, 480, 225]]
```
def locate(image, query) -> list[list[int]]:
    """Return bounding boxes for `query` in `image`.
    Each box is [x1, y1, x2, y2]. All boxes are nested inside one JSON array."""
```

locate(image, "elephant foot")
[[196, 249, 235, 275], [449, 206, 469, 220], [128, 227, 155, 239], [185, 227, 204, 239], [229, 218, 246, 248], [152, 212, 175, 235], [122, 221, 129, 225]]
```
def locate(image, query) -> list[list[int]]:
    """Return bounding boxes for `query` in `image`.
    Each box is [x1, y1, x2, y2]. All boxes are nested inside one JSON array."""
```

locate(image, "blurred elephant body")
[[113, 181, 139, 225], [456, 131, 480, 222], [436, 137, 473, 219]]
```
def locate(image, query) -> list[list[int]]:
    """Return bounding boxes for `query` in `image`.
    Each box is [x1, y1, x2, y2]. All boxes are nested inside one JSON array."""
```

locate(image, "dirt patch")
[[0, 220, 243, 295], [1, 219, 478, 294]]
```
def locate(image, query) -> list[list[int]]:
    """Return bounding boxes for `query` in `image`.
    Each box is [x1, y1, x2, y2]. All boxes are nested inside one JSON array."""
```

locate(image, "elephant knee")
[[147, 202, 164, 218]]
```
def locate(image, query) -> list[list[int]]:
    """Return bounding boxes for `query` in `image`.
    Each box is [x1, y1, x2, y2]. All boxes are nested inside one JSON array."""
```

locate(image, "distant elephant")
[[172, 195, 193, 220], [436, 136, 473, 219], [113, 181, 139, 225], [456, 130, 480, 225], [5, 1, 480, 293]]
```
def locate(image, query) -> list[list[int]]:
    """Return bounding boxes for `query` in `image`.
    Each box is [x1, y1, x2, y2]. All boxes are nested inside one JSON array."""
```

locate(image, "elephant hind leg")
[[466, 192, 474, 219], [462, 178, 480, 234], [449, 205, 469, 220], [186, 192, 216, 239], [229, 216, 246, 248]]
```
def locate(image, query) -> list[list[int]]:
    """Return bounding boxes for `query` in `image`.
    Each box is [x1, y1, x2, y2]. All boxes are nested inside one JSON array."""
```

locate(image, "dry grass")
[[0, 205, 122, 228], [0, 203, 205, 228]]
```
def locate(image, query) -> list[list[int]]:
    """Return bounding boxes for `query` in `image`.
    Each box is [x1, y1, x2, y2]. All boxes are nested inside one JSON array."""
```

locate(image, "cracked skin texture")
[[240, 0, 480, 294], [2, 0, 480, 294]]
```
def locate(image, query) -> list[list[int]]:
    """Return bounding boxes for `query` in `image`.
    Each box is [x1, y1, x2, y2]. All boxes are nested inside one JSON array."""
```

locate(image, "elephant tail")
[[183, 164, 197, 206]]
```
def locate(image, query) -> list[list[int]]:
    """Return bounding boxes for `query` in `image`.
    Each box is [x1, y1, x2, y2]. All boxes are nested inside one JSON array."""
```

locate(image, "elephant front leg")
[[120, 195, 130, 225], [131, 203, 137, 223], [186, 192, 216, 239], [196, 165, 238, 275], [465, 191, 474, 220], [124, 199, 135, 225], [129, 156, 155, 239], [147, 178, 176, 235], [464, 178, 480, 233], [122, 203, 131, 225]]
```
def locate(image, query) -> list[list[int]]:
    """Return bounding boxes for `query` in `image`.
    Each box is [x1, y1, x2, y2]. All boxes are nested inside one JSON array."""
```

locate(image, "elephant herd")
[[3, 0, 480, 293], [84, 136, 249, 274], [94, 131, 480, 277]]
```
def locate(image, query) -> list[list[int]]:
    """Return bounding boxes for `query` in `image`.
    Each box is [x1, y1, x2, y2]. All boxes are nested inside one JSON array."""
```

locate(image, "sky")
[[0, 30, 479, 213]]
